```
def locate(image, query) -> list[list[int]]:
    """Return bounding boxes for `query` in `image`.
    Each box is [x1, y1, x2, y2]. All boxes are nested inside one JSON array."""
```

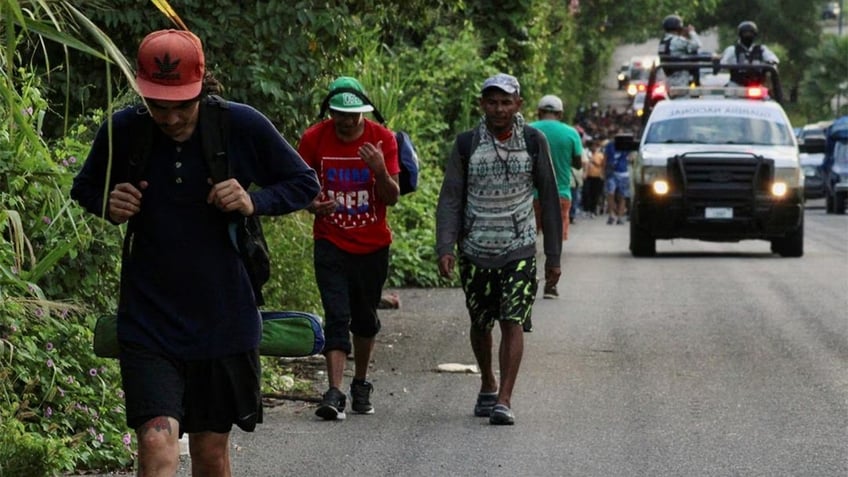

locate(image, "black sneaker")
[[543, 285, 558, 299], [315, 387, 346, 420], [350, 379, 375, 415], [523, 316, 533, 333]]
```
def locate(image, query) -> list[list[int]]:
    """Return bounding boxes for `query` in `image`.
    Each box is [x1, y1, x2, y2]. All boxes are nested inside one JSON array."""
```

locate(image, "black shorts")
[[314, 239, 388, 354], [119, 341, 262, 434]]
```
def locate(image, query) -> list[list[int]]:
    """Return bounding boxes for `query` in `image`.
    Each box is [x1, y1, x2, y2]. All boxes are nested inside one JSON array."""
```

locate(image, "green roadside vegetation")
[[1, 0, 845, 474]]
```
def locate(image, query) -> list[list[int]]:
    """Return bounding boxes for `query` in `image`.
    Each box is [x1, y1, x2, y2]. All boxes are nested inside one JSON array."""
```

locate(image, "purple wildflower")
[[34, 308, 44, 318], [57, 387, 65, 397], [122, 433, 132, 445], [69, 156, 77, 164], [42, 216, 51, 225], [89, 368, 98, 376], [67, 376, 75, 384], [46, 342, 53, 351], [62, 159, 69, 167], [45, 406, 53, 418], [97, 433, 104, 443], [46, 359, 54, 368], [23, 106, 33, 116]]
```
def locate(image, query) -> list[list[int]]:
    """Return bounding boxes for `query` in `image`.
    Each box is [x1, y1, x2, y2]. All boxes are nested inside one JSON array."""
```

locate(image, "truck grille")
[[667, 154, 774, 214]]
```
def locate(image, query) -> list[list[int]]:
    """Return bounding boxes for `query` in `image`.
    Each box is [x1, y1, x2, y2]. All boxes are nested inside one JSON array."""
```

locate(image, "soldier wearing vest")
[[658, 14, 702, 87], [657, 14, 701, 59], [720, 21, 780, 87]]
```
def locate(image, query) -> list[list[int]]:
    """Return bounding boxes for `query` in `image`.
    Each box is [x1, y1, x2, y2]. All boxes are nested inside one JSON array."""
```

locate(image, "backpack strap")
[[199, 94, 230, 183], [523, 125, 540, 161], [123, 108, 156, 260], [751, 44, 763, 62], [317, 87, 385, 124]]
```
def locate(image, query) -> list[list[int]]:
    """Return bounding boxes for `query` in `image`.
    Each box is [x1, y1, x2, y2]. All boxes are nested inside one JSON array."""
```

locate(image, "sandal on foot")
[[473, 392, 498, 417], [489, 404, 515, 425]]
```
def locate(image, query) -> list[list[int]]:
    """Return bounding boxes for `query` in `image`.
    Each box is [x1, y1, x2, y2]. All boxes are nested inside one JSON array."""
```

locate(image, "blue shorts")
[[314, 239, 388, 354], [605, 173, 631, 198], [458, 256, 538, 331], [119, 341, 262, 434]]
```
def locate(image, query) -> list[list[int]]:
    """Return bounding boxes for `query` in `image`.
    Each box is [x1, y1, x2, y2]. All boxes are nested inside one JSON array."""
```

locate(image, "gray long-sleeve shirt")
[[436, 118, 562, 270]]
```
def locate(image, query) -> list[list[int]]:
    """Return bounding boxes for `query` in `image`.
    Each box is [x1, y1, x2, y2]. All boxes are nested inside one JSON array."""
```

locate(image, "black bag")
[[232, 215, 270, 303], [199, 96, 271, 305]]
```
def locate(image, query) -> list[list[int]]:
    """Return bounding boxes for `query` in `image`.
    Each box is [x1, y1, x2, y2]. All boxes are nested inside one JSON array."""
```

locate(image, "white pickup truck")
[[616, 65, 809, 257]]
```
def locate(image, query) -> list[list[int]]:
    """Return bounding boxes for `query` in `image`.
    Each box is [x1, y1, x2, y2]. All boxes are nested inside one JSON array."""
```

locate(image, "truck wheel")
[[629, 218, 656, 257], [826, 193, 835, 213], [836, 192, 847, 214], [771, 217, 804, 257]]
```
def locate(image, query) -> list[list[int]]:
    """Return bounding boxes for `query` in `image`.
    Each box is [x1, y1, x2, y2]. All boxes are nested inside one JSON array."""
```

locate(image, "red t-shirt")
[[298, 118, 400, 254]]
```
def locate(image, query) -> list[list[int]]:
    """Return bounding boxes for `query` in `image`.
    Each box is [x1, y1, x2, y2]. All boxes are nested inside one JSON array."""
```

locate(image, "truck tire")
[[629, 217, 656, 257], [826, 193, 835, 213], [836, 192, 847, 214], [771, 217, 804, 257]]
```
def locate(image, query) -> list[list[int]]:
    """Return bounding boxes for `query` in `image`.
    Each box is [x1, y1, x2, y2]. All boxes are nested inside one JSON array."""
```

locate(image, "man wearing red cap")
[[71, 30, 320, 475]]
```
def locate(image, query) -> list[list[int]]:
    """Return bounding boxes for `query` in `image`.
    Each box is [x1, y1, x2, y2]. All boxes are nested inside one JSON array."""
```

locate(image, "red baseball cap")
[[136, 29, 205, 101]]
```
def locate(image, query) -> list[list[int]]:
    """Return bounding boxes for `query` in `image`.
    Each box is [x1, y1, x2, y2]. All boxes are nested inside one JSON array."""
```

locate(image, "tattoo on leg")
[[138, 417, 173, 440]]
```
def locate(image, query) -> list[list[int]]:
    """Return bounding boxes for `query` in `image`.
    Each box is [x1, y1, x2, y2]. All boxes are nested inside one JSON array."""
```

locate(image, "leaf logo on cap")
[[153, 53, 181, 80]]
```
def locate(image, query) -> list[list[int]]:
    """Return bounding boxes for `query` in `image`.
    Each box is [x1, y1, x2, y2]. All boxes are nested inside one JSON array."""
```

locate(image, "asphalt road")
[[203, 203, 846, 477]]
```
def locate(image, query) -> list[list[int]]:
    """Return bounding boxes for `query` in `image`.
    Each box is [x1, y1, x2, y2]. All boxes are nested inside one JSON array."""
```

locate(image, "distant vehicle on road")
[[626, 56, 659, 98], [823, 116, 848, 214], [822, 1, 840, 20], [797, 121, 832, 201], [616, 62, 630, 90], [617, 58, 812, 257]]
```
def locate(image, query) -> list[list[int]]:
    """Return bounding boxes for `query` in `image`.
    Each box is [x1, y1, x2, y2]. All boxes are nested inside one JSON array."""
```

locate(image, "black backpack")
[[127, 95, 271, 305], [318, 87, 419, 195]]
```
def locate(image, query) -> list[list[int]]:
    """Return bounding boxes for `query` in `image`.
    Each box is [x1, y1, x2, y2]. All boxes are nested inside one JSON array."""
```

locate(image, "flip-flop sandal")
[[473, 392, 498, 417], [489, 404, 515, 425]]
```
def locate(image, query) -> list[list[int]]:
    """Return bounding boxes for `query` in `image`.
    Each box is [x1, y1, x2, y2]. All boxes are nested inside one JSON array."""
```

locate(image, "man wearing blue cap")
[[435, 73, 562, 425]]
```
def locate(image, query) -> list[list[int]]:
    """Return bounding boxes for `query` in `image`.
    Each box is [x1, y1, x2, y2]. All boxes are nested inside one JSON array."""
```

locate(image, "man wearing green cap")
[[298, 76, 400, 420]]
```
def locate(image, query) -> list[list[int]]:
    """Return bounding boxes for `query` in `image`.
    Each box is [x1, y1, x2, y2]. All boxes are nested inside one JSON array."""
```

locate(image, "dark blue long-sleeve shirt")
[[71, 102, 319, 359]]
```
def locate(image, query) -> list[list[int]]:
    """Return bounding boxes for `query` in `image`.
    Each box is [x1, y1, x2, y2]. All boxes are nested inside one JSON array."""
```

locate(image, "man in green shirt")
[[530, 94, 583, 299]]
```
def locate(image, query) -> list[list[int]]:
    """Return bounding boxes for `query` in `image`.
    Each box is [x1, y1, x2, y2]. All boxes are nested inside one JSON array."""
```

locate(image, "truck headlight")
[[771, 181, 788, 197], [653, 180, 670, 195]]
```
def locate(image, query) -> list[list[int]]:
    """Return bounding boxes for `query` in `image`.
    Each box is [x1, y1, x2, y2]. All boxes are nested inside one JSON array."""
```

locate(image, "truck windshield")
[[644, 116, 795, 146]]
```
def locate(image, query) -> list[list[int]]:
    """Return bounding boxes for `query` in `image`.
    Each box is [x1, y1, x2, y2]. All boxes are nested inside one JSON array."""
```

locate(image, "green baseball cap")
[[328, 76, 374, 113]]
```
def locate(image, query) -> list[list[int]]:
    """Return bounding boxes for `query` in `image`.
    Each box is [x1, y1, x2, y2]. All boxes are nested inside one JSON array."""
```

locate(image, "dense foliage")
[[1, 0, 844, 474]]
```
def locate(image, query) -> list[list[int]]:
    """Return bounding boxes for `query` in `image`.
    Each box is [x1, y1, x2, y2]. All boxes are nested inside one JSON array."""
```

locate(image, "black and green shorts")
[[458, 256, 538, 331]]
